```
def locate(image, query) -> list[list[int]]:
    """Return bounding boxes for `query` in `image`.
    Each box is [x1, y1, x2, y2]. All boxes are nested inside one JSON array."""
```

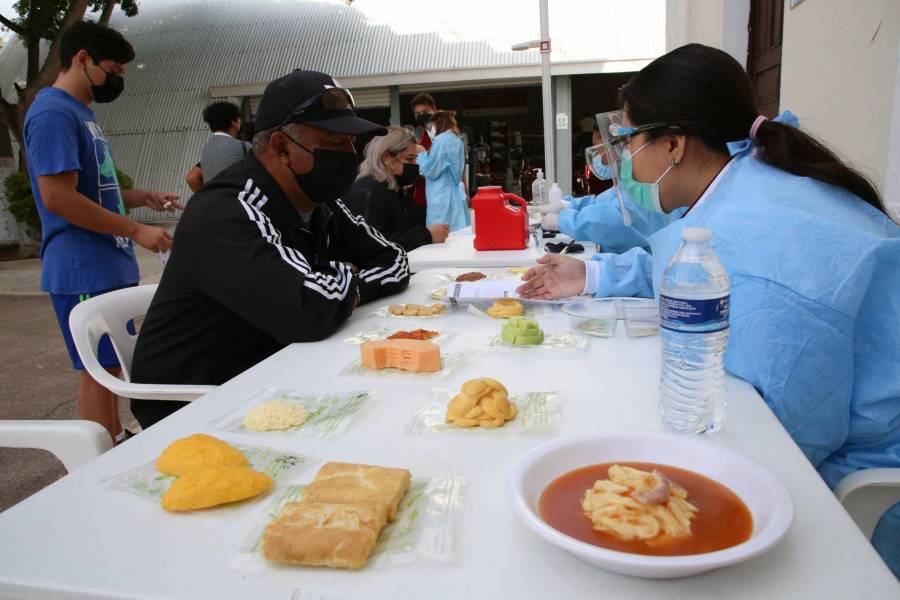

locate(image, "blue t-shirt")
[[24, 87, 138, 294]]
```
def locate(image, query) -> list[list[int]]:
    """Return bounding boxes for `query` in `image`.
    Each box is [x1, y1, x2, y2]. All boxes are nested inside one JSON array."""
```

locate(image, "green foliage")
[[3, 166, 134, 236], [8, 1, 140, 46]]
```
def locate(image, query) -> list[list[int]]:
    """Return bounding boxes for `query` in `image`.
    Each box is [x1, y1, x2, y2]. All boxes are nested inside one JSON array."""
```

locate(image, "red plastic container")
[[471, 186, 529, 250]]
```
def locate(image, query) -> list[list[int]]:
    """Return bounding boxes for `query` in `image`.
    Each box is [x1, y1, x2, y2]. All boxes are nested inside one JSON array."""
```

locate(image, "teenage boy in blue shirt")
[[24, 21, 181, 442]]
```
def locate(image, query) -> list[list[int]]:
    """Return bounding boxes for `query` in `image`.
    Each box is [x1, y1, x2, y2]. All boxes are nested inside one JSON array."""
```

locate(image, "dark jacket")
[[343, 175, 432, 252], [130, 156, 409, 426]]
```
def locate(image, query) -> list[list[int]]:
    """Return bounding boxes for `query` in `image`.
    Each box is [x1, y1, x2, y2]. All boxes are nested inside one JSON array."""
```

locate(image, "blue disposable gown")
[[559, 188, 685, 253], [589, 154, 900, 571], [417, 132, 470, 232]]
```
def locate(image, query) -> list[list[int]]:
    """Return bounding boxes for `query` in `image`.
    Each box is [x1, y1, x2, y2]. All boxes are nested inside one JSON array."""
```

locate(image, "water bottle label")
[[660, 294, 730, 333]]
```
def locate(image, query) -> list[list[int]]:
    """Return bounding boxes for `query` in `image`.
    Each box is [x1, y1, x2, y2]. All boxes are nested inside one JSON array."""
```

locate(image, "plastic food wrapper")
[[485, 330, 589, 356], [465, 302, 556, 320], [340, 349, 475, 379], [207, 389, 372, 438], [371, 304, 449, 319], [238, 475, 466, 567], [103, 444, 311, 506], [342, 324, 453, 346], [292, 590, 403, 600], [405, 388, 562, 437]]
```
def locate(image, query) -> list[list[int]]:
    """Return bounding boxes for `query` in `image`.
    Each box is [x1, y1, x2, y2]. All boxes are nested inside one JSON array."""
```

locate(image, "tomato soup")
[[539, 462, 753, 556]]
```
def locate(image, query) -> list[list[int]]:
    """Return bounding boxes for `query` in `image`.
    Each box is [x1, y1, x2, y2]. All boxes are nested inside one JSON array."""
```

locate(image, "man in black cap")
[[129, 70, 409, 428]]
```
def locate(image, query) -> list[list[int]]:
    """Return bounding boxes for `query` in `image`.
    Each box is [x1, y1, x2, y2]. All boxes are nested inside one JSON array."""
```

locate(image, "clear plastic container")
[[561, 299, 617, 337], [623, 305, 659, 338]]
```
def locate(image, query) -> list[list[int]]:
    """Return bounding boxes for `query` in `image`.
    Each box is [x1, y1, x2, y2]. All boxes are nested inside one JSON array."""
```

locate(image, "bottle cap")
[[682, 227, 711, 242]]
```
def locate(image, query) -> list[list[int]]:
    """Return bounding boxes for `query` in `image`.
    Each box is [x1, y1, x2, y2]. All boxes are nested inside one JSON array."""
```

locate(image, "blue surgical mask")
[[618, 139, 676, 213], [591, 155, 612, 180]]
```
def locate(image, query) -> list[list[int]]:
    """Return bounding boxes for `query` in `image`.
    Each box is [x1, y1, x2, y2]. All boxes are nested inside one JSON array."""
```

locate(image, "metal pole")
[[539, 0, 554, 183]]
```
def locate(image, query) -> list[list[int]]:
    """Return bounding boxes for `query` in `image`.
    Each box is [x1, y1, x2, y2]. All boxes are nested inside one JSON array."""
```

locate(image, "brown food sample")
[[455, 271, 487, 282]]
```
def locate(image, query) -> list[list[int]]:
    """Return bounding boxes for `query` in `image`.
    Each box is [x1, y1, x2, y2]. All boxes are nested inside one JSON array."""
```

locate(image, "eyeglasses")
[[279, 87, 356, 127], [608, 122, 671, 145]]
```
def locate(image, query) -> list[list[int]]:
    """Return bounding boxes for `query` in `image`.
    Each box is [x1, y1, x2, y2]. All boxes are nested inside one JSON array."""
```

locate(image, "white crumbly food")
[[243, 400, 310, 431]]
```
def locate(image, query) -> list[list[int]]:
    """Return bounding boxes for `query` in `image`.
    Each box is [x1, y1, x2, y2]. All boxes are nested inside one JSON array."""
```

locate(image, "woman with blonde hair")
[[344, 126, 448, 251], [417, 110, 470, 232]]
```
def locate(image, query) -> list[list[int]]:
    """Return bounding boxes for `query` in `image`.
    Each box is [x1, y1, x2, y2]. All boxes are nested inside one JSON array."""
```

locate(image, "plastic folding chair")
[[834, 468, 900, 538], [0, 420, 112, 472], [68, 284, 215, 401]]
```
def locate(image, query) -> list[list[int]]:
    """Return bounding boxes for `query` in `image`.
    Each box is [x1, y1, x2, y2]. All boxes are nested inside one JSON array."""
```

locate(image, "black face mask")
[[84, 62, 124, 103], [283, 133, 358, 204], [414, 113, 433, 127], [395, 162, 420, 187]]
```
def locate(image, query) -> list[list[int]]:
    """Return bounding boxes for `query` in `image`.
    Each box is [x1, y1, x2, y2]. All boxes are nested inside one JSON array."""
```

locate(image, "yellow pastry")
[[446, 377, 518, 428], [156, 433, 248, 476], [262, 501, 386, 570], [161, 465, 273, 511], [486, 299, 525, 319], [301, 462, 411, 522]]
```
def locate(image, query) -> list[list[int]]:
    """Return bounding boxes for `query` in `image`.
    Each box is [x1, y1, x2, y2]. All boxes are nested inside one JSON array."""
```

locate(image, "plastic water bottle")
[[548, 182, 562, 208], [658, 227, 730, 434]]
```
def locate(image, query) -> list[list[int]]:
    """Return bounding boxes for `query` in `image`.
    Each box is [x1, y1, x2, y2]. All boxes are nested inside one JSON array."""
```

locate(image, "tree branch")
[[28, 0, 91, 95], [99, 1, 117, 26], [0, 14, 25, 35]]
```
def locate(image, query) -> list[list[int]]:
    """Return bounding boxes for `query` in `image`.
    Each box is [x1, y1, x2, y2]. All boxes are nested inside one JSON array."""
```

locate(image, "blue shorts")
[[50, 287, 135, 370]]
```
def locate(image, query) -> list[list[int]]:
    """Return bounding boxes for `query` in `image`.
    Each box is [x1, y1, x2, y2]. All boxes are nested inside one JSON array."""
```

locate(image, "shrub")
[[3, 168, 135, 237]]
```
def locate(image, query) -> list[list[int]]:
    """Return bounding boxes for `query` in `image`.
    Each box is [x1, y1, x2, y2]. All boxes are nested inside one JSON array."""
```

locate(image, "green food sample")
[[501, 317, 545, 346]]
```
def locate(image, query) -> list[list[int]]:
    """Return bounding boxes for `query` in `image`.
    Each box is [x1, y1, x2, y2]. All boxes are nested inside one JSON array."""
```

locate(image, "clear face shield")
[[595, 110, 632, 226], [595, 110, 672, 226], [584, 144, 612, 181]]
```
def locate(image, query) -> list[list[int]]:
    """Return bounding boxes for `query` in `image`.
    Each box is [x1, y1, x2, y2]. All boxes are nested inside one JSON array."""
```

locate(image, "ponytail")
[[753, 120, 886, 215], [621, 44, 890, 219]]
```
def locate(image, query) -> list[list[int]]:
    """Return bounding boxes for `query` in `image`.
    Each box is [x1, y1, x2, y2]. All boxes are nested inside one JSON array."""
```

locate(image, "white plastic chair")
[[0, 420, 112, 472], [68, 284, 215, 401], [834, 468, 900, 538]]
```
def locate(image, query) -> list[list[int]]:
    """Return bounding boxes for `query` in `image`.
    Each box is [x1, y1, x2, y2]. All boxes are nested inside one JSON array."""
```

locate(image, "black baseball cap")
[[254, 69, 388, 136]]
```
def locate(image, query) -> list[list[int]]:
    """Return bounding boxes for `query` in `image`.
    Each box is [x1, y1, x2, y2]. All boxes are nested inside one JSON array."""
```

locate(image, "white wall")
[[666, 0, 750, 67], [781, 0, 900, 212]]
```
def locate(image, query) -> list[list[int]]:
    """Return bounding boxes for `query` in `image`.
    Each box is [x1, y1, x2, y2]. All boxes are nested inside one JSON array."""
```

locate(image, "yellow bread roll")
[[156, 433, 248, 476], [161, 466, 274, 511]]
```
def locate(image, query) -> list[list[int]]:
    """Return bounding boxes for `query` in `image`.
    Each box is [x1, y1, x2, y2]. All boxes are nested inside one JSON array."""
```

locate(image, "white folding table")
[[0, 268, 896, 600]]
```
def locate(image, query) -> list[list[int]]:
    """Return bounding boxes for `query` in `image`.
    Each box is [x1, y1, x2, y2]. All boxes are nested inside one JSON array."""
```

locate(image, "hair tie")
[[749, 115, 768, 139]]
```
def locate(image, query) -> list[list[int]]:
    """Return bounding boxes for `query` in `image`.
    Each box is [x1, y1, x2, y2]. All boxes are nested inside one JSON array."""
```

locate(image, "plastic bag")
[[371, 304, 449, 319], [207, 389, 372, 439], [103, 443, 311, 506], [343, 324, 453, 346], [485, 330, 589, 356], [340, 349, 475, 379], [405, 388, 562, 437], [239, 475, 466, 566]]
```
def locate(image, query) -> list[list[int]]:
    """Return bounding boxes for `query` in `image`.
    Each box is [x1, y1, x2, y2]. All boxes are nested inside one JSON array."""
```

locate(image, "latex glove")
[[542, 199, 566, 214], [541, 213, 559, 230]]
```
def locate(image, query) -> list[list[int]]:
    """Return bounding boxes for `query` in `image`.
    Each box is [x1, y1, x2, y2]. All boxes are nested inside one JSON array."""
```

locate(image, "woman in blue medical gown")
[[518, 44, 900, 577]]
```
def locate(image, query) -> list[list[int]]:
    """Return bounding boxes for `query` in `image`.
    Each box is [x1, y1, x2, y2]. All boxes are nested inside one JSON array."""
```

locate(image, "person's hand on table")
[[144, 190, 184, 212], [516, 254, 586, 300], [427, 223, 449, 243]]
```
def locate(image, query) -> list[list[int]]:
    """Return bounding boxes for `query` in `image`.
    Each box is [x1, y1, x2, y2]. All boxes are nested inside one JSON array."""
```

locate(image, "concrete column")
[[553, 75, 572, 195], [389, 86, 401, 126]]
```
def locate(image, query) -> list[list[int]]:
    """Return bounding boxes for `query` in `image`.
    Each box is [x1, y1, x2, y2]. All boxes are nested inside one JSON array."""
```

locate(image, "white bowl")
[[507, 431, 793, 578]]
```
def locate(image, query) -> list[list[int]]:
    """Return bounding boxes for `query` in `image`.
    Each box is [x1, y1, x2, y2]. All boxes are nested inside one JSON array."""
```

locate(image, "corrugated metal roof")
[[0, 0, 666, 222]]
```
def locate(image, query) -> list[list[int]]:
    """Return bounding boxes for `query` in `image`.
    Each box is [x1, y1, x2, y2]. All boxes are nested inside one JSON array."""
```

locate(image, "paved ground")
[[0, 240, 169, 512]]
